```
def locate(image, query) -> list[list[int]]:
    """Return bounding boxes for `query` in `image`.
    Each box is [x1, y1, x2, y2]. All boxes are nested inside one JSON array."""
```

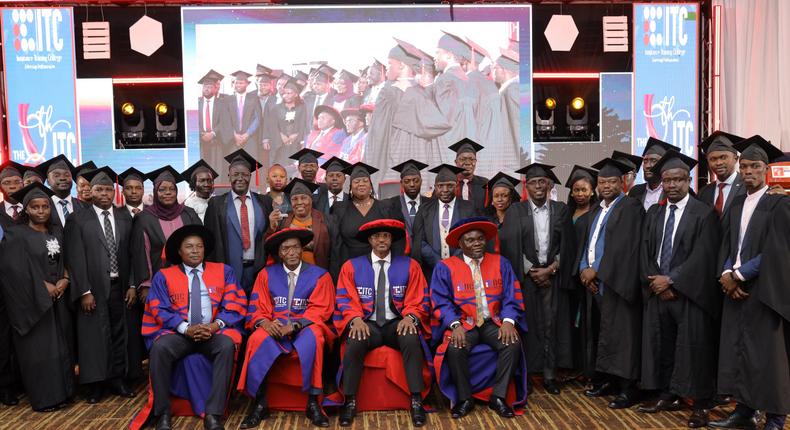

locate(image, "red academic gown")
[[130, 263, 247, 430], [237, 263, 336, 409], [430, 253, 528, 408], [331, 254, 433, 409], [305, 127, 343, 162]]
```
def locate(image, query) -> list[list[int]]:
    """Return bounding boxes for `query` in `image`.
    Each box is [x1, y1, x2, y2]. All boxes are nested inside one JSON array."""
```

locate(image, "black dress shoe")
[[709, 411, 758, 429], [544, 379, 561, 395], [306, 400, 329, 427], [488, 396, 515, 418], [240, 402, 270, 429], [687, 409, 710, 428], [763, 425, 783, 430], [338, 400, 356, 427], [85, 386, 104, 404], [451, 399, 475, 419], [109, 381, 135, 398], [410, 398, 427, 427], [0, 390, 18, 406], [609, 393, 638, 409], [637, 398, 685, 413], [155, 413, 172, 430], [584, 382, 617, 397], [203, 414, 224, 430], [713, 394, 734, 406]]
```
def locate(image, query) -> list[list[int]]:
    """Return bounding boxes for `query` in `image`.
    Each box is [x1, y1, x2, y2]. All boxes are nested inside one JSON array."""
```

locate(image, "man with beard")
[[313, 157, 350, 216], [119, 168, 146, 218], [578, 158, 644, 409], [494, 49, 521, 166], [289, 148, 323, 186], [411, 164, 476, 280], [363, 59, 386, 105], [0, 161, 26, 228], [628, 137, 681, 211], [36, 155, 91, 230], [612, 150, 643, 192], [384, 159, 430, 239], [637, 151, 722, 428], [183, 160, 218, 223], [697, 131, 745, 221], [222, 71, 261, 164], [197, 70, 229, 176], [499, 163, 575, 395], [433, 31, 478, 156], [204, 150, 270, 296], [451, 139, 489, 212], [710, 136, 790, 430]]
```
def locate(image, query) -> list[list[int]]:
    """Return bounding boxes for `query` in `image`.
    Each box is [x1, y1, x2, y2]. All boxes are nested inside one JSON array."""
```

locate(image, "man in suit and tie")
[[637, 151, 722, 428], [305, 106, 343, 161], [313, 156, 350, 216], [0, 161, 26, 229], [628, 137, 681, 210], [118, 167, 147, 218], [697, 131, 745, 221], [65, 166, 135, 403], [303, 65, 336, 135], [36, 154, 91, 230], [384, 160, 430, 239], [197, 70, 229, 177], [412, 164, 476, 280], [204, 149, 270, 296], [255, 65, 278, 169], [450, 139, 489, 213], [224, 71, 261, 165]]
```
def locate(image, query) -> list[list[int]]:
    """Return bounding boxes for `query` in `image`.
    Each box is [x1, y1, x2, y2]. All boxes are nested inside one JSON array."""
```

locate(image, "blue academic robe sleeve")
[[149, 271, 186, 332], [430, 261, 462, 330]]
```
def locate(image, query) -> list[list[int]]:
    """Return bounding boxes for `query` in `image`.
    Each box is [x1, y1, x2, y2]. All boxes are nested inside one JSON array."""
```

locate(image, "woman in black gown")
[[564, 165, 599, 379], [129, 166, 200, 380], [482, 172, 520, 253], [0, 183, 74, 411]]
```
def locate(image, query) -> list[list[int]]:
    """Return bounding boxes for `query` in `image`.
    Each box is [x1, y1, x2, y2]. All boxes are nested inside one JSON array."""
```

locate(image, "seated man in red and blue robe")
[[334, 219, 432, 427], [430, 217, 528, 419], [135, 225, 247, 430], [238, 228, 336, 428]]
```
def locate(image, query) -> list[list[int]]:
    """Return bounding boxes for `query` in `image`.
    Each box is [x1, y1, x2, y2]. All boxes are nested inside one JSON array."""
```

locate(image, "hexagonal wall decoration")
[[129, 15, 163, 57], [544, 15, 579, 52]]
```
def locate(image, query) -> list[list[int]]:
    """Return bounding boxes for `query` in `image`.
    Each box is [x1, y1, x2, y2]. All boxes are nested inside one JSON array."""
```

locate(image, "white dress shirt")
[[369, 252, 396, 322], [405, 196, 421, 215], [587, 197, 620, 268], [232, 191, 256, 260], [714, 170, 738, 205], [184, 194, 209, 222], [126, 203, 145, 217], [643, 183, 664, 210], [328, 191, 344, 207], [462, 254, 515, 326], [3, 201, 22, 218], [656, 193, 690, 267], [530, 200, 551, 265], [51, 195, 74, 226], [177, 263, 225, 334], [727, 185, 769, 281]]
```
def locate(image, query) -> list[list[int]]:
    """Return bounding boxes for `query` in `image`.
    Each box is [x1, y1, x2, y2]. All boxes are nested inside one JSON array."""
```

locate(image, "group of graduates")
[[0, 130, 788, 430], [197, 30, 522, 185]]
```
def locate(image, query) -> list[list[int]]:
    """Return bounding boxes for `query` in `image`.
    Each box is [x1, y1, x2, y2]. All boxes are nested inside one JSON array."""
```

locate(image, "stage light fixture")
[[118, 101, 144, 145], [535, 97, 557, 136], [567, 96, 589, 136], [155, 102, 178, 142]]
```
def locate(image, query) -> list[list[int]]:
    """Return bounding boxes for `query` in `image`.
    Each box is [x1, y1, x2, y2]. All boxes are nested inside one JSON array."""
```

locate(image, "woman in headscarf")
[[266, 178, 331, 270], [331, 70, 362, 111], [0, 183, 74, 412], [129, 166, 201, 379]]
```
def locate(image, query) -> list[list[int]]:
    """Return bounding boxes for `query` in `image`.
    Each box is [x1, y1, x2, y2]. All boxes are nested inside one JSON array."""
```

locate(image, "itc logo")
[[642, 6, 690, 48], [10, 9, 64, 53]]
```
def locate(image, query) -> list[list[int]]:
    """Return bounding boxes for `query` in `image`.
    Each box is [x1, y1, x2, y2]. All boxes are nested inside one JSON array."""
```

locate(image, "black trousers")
[[0, 292, 18, 391], [342, 318, 424, 396], [106, 279, 128, 382], [445, 320, 521, 401], [149, 333, 235, 416]]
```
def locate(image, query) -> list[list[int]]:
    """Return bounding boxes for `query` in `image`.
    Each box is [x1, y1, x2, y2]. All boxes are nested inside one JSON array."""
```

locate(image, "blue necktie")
[[408, 200, 417, 217], [190, 268, 203, 325], [659, 204, 677, 275]]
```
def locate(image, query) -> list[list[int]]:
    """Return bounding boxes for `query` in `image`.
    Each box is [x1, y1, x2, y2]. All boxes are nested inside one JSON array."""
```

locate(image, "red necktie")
[[714, 182, 727, 217], [204, 99, 212, 133], [238, 195, 251, 250], [11, 205, 20, 220], [132, 208, 141, 215]]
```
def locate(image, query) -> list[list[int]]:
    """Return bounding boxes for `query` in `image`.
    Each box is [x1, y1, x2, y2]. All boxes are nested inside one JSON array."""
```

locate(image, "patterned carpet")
[[1, 378, 780, 430]]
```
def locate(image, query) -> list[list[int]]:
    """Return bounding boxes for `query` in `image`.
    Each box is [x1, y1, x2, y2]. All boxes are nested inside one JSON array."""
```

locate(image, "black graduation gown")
[[65, 206, 132, 384], [717, 193, 790, 414], [128, 206, 200, 379], [500, 200, 576, 373], [383, 194, 432, 240], [0, 225, 74, 410], [329, 199, 403, 280], [0, 210, 23, 392], [698, 173, 745, 225], [433, 65, 478, 151], [571, 210, 596, 376], [639, 197, 721, 399], [366, 83, 403, 186], [410, 198, 477, 281], [271, 102, 308, 167], [313, 185, 349, 217], [575, 196, 644, 381], [49, 197, 90, 231]]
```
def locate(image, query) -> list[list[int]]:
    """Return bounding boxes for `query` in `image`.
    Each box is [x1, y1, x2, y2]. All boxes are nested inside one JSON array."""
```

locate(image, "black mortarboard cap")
[[289, 148, 323, 165], [429, 164, 465, 183], [230, 70, 252, 81], [516, 162, 561, 184], [84, 166, 118, 187], [653, 150, 698, 174], [11, 182, 54, 207], [448, 138, 484, 155], [392, 159, 428, 179], [496, 48, 519, 73], [181, 160, 218, 182], [119, 167, 146, 185], [699, 130, 744, 155], [643, 137, 680, 157], [438, 30, 471, 60], [336, 69, 359, 83], [224, 149, 261, 173], [592, 158, 632, 178], [146, 165, 184, 185], [486, 172, 520, 191], [198, 69, 223, 85], [283, 178, 319, 197], [735, 135, 784, 164], [564, 165, 598, 189], [0, 161, 25, 180], [612, 150, 643, 172], [255, 64, 273, 77], [283, 77, 305, 93], [75, 161, 97, 178], [321, 156, 351, 173], [36, 154, 76, 177], [342, 162, 378, 180]]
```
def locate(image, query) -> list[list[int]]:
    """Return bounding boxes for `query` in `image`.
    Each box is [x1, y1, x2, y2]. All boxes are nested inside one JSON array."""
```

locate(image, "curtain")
[[716, 0, 790, 150]]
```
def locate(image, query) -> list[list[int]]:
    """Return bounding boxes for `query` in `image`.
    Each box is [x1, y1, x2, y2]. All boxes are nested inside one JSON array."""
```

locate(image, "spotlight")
[[566, 96, 589, 136], [155, 102, 177, 142], [535, 97, 557, 136], [118, 101, 144, 144]]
